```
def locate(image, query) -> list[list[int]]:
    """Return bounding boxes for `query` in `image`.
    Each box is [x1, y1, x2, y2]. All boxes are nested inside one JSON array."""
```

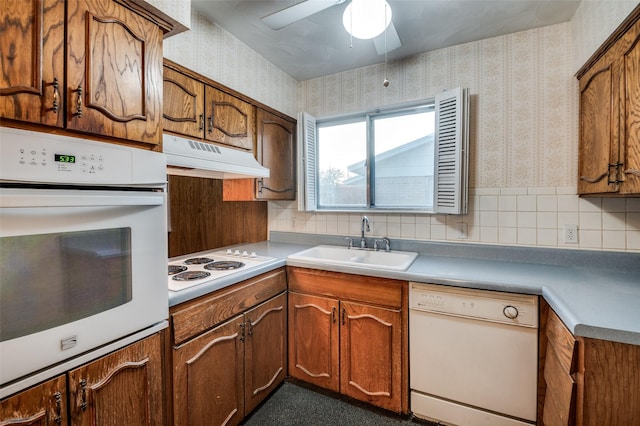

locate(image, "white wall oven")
[[0, 128, 168, 398]]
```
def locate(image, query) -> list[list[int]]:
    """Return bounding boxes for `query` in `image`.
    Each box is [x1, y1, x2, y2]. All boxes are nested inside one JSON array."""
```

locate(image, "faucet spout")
[[360, 216, 370, 248]]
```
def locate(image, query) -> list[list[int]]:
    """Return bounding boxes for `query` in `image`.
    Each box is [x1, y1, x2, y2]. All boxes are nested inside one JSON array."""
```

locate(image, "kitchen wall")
[[163, 6, 297, 117], [269, 1, 640, 252], [163, 1, 640, 253]]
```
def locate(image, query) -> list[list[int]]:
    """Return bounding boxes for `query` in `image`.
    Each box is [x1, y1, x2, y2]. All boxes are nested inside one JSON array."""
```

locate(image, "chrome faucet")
[[360, 216, 370, 248]]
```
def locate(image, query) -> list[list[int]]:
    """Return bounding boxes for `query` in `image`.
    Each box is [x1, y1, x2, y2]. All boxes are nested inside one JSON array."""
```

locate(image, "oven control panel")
[[0, 127, 165, 186]]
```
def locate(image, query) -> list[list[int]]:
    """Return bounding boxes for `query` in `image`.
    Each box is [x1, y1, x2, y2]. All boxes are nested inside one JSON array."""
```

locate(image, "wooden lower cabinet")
[[541, 308, 640, 425], [0, 333, 163, 426], [169, 269, 287, 426], [0, 375, 67, 426], [287, 266, 408, 414]]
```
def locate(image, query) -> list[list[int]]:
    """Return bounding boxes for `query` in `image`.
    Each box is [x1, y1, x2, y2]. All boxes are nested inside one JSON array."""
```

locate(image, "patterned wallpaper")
[[162, 1, 639, 252], [163, 7, 298, 117]]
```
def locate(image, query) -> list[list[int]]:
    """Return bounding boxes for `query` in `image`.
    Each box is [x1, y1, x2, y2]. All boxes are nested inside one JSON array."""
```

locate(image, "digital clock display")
[[55, 154, 76, 164]]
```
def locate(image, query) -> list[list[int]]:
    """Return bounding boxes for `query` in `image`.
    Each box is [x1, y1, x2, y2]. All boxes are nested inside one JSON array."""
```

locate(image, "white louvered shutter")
[[434, 87, 469, 214], [297, 112, 317, 211]]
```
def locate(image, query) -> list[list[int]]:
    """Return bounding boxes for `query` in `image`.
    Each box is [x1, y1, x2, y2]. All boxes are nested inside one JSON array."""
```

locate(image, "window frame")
[[298, 87, 469, 215]]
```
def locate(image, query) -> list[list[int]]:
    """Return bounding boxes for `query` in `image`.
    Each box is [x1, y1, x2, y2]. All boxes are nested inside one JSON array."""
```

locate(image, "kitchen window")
[[298, 87, 469, 214]]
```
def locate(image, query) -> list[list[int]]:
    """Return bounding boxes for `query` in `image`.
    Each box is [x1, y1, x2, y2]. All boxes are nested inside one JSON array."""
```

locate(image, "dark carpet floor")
[[241, 381, 431, 426]]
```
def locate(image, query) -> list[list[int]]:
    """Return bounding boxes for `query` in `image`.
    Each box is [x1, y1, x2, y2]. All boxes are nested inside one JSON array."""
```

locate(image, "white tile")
[[498, 211, 517, 227], [528, 187, 556, 195], [500, 187, 528, 195], [627, 231, 640, 251], [498, 227, 518, 244], [579, 212, 601, 230], [537, 195, 557, 212], [431, 224, 447, 240], [537, 212, 558, 229], [557, 195, 579, 212], [518, 211, 536, 228], [602, 230, 626, 250], [517, 195, 537, 211], [472, 188, 501, 195], [558, 212, 579, 226], [579, 198, 602, 212], [498, 195, 517, 211], [537, 228, 557, 246], [628, 212, 640, 231], [479, 195, 498, 211], [415, 224, 431, 239], [579, 230, 602, 249], [387, 222, 401, 237], [480, 211, 499, 227], [517, 228, 537, 245], [602, 212, 626, 230], [602, 198, 626, 212], [480, 227, 498, 243], [401, 223, 416, 238], [627, 198, 640, 212], [555, 186, 577, 195]]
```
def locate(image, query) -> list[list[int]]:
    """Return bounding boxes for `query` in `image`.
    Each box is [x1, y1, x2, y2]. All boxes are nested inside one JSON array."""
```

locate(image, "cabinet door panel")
[[205, 86, 254, 150], [543, 343, 576, 426], [66, 0, 163, 145], [163, 66, 205, 139], [288, 292, 339, 392], [0, 375, 66, 426], [245, 293, 287, 413], [0, 0, 64, 127], [578, 56, 618, 194], [340, 300, 402, 412], [256, 109, 296, 200], [173, 316, 245, 426], [621, 20, 640, 193], [68, 333, 163, 426]]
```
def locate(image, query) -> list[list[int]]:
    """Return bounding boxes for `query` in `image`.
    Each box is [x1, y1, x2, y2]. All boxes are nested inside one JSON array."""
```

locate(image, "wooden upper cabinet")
[[163, 65, 205, 139], [256, 108, 297, 200], [205, 86, 254, 151], [577, 8, 640, 195], [0, 0, 65, 128], [66, 0, 163, 146]]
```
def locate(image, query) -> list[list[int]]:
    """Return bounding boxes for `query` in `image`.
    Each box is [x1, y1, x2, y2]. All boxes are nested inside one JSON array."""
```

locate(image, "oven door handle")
[[0, 190, 165, 208]]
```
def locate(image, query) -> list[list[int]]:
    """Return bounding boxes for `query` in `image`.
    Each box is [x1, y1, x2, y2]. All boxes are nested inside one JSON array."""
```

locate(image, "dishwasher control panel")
[[409, 282, 538, 327]]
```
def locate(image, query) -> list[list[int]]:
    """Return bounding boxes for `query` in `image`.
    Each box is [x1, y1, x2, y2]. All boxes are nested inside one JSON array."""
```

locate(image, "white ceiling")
[[192, 0, 581, 81]]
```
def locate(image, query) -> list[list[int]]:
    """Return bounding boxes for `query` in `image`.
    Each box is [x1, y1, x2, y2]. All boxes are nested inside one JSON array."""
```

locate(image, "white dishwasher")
[[409, 282, 538, 426]]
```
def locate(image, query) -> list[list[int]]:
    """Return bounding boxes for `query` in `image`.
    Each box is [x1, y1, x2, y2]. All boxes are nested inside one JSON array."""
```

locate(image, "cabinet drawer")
[[287, 267, 405, 309], [171, 269, 286, 345], [546, 309, 577, 373]]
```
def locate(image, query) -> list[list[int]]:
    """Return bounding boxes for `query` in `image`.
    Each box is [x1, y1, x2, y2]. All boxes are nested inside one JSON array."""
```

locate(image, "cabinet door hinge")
[[608, 163, 624, 184]]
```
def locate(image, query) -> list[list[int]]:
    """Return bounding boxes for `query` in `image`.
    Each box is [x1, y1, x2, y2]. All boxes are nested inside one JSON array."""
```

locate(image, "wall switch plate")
[[457, 222, 467, 239], [563, 224, 578, 244]]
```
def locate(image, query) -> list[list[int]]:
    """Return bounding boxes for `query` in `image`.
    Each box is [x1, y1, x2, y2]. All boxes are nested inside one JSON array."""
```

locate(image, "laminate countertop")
[[168, 232, 640, 346]]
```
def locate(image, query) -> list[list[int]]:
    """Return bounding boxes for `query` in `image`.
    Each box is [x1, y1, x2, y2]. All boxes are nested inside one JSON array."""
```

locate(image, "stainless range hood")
[[163, 134, 269, 179]]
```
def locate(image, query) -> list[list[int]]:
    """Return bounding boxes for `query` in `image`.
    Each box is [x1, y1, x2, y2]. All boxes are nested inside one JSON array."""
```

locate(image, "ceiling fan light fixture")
[[343, 0, 392, 40]]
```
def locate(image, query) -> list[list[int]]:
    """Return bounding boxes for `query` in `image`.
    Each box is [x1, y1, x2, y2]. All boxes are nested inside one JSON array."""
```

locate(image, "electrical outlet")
[[563, 224, 578, 244]]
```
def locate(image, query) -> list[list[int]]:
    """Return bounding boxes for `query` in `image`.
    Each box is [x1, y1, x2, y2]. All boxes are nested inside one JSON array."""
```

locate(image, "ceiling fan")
[[260, 0, 402, 55]]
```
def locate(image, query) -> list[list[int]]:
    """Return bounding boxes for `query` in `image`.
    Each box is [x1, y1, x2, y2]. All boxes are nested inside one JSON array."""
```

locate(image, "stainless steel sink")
[[287, 245, 418, 271]]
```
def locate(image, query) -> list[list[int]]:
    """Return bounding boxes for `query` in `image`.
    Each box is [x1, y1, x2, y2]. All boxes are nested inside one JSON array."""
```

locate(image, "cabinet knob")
[[503, 305, 519, 320]]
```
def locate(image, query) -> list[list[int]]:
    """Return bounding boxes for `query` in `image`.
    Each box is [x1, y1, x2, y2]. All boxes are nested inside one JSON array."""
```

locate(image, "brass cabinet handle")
[[208, 115, 213, 134], [332, 307, 337, 324], [74, 85, 83, 117], [199, 114, 204, 131], [52, 78, 59, 114], [341, 308, 346, 325]]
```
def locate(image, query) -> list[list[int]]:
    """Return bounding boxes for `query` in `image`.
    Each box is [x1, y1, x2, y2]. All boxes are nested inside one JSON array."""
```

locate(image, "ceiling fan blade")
[[261, 0, 343, 30], [373, 21, 402, 55]]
